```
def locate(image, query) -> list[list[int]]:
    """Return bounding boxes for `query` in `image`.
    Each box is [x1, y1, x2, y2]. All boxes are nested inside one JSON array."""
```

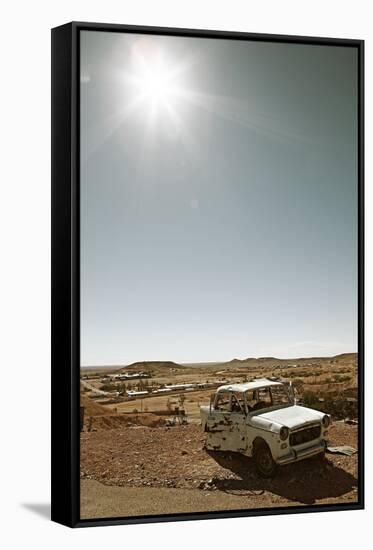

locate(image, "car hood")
[[250, 405, 324, 430]]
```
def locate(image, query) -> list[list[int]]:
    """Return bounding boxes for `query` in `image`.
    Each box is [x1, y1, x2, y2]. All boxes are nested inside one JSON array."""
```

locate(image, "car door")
[[205, 391, 231, 450], [205, 393, 247, 452], [223, 395, 248, 452]]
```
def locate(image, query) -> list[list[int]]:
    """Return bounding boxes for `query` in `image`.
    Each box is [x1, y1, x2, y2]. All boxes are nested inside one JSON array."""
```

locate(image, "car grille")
[[289, 424, 321, 446]]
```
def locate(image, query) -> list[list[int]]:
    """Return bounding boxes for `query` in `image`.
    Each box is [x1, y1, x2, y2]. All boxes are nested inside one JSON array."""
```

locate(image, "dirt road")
[[80, 421, 358, 519]]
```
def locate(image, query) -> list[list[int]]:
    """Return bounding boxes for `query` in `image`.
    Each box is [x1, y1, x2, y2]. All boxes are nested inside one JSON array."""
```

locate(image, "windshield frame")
[[245, 384, 293, 415]]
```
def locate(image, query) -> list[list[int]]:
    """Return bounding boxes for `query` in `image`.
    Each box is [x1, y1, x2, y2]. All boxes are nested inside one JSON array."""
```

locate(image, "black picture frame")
[[51, 21, 364, 528]]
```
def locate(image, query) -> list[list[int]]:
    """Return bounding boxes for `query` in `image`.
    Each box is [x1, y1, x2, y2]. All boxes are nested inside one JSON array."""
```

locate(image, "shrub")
[[333, 374, 351, 383], [302, 390, 357, 419], [100, 383, 117, 392]]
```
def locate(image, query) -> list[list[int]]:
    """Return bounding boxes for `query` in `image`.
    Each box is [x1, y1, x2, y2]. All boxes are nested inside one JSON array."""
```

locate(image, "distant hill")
[[224, 357, 279, 368], [116, 361, 185, 373], [221, 352, 357, 369], [331, 352, 357, 361], [228, 357, 256, 364]]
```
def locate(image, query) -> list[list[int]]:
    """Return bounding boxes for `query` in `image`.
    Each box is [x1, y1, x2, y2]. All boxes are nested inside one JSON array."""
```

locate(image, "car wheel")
[[254, 442, 278, 478]]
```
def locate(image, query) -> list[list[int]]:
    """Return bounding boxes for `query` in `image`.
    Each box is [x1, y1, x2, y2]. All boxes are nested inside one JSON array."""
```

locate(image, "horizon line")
[[80, 350, 358, 368]]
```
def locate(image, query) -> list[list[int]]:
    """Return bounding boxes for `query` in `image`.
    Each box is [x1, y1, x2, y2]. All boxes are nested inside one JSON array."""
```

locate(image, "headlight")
[[322, 415, 330, 428], [280, 426, 289, 440]]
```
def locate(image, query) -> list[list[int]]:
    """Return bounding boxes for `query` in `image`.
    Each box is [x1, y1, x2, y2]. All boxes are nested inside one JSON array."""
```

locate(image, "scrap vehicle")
[[200, 378, 330, 477]]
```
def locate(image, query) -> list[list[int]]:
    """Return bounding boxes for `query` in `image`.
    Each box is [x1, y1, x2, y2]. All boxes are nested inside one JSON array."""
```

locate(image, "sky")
[[80, 31, 358, 366]]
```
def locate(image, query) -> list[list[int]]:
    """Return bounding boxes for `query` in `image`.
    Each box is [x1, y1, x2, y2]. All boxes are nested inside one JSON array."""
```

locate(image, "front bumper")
[[276, 440, 327, 466]]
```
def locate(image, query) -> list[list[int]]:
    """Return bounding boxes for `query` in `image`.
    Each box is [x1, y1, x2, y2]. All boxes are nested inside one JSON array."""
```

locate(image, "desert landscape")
[[80, 352, 359, 519]]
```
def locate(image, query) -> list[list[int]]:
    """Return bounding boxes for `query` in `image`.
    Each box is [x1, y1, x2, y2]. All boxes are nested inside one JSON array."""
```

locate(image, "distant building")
[[126, 390, 149, 398], [165, 383, 196, 391], [114, 372, 151, 381]]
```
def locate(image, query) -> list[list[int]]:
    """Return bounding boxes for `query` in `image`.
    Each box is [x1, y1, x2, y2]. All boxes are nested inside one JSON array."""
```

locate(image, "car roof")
[[216, 378, 283, 393]]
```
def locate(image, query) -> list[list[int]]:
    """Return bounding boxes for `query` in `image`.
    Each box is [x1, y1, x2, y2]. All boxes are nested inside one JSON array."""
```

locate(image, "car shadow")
[[205, 450, 357, 505]]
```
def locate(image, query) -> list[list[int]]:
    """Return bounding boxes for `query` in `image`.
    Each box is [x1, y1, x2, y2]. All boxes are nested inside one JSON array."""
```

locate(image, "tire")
[[253, 442, 278, 478]]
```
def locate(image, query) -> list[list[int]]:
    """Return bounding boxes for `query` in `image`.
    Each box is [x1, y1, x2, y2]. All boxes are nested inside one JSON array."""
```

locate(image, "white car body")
[[200, 379, 330, 467]]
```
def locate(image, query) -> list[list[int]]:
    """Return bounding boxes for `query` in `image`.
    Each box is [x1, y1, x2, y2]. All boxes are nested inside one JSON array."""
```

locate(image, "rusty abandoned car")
[[200, 379, 331, 477]]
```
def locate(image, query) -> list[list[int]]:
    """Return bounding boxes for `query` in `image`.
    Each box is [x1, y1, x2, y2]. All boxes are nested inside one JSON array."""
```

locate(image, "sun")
[[124, 45, 188, 127], [100, 40, 200, 149], [135, 60, 176, 102]]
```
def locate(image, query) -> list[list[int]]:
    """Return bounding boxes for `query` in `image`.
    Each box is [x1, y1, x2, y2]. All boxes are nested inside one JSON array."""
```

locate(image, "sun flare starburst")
[[125, 47, 186, 125], [135, 62, 176, 101]]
